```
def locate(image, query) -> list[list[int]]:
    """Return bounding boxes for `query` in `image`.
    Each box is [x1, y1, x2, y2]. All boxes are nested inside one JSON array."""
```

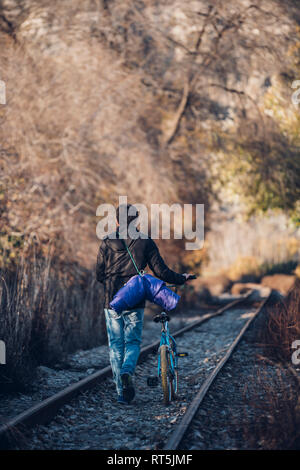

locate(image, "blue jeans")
[[104, 308, 144, 395]]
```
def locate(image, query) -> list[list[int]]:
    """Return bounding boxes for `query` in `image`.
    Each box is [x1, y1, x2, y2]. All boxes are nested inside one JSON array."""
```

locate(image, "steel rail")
[[0, 290, 254, 447], [163, 290, 271, 450]]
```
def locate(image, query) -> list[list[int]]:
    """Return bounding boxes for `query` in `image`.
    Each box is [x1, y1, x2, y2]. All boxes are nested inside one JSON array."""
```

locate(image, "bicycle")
[[147, 276, 196, 405]]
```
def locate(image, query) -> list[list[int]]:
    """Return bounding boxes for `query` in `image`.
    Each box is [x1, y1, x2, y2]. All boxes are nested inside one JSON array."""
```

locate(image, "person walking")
[[96, 204, 194, 404]]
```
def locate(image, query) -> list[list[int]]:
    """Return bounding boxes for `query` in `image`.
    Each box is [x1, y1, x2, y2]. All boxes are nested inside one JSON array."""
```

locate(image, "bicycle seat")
[[153, 313, 170, 323]]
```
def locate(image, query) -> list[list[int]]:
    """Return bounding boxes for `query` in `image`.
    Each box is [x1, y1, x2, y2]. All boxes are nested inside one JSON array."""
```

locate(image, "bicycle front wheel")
[[170, 350, 178, 399], [160, 345, 172, 405]]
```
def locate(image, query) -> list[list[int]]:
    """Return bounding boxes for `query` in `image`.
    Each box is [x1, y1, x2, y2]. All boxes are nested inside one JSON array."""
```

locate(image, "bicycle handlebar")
[[153, 276, 197, 323], [153, 312, 170, 323], [186, 274, 197, 280], [166, 274, 197, 288]]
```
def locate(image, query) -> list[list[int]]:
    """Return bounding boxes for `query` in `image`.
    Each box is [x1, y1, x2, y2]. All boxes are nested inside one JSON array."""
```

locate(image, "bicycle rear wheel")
[[160, 345, 172, 405]]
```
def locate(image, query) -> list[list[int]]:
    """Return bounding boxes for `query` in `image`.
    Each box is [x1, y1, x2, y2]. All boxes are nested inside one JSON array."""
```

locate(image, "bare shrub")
[[205, 213, 300, 278]]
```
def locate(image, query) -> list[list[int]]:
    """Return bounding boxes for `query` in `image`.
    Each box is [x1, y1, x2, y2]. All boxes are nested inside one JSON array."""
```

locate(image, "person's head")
[[116, 204, 139, 233]]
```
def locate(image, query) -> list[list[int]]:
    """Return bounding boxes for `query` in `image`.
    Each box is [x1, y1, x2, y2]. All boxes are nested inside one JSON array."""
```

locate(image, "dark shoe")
[[117, 395, 129, 405], [121, 373, 135, 403]]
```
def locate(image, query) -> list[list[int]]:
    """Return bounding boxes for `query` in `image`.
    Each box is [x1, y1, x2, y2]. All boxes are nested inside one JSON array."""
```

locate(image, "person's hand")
[[183, 273, 197, 282]]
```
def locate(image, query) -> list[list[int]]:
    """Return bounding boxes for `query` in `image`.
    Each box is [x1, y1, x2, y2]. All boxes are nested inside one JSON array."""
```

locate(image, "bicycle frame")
[[157, 315, 178, 379]]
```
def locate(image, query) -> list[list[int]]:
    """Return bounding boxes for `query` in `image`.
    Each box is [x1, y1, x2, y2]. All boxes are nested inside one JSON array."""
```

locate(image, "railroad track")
[[164, 291, 270, 450], [0, 288, 269, 450]]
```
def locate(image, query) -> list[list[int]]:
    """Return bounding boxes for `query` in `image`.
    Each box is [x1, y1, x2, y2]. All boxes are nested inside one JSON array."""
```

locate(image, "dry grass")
[[241, 279, 300, 449], [242, 365, 300, 449], [263, 278, 300, 362], [0, 248, 105, 391]]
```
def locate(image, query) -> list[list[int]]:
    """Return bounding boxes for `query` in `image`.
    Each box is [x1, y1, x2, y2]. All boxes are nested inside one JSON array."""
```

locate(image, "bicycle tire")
[[160, 345, 171, 405]]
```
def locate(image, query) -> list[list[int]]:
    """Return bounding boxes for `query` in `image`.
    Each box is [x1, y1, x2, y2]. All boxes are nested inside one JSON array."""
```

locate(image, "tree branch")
[[162, 79, 190, 146]]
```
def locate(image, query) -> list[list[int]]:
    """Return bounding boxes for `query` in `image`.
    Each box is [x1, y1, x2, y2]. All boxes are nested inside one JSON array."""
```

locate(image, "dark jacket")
[[96, 232, 186, 309]]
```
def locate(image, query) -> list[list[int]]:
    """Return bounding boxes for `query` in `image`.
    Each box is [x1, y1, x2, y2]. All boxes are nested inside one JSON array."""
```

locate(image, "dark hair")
[[116, 204, 139, 227]]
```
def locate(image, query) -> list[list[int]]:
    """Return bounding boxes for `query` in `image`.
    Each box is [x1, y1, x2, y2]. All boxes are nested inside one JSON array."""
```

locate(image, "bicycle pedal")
[[177, 352, 189, 357], [147, 376, 159, 387]]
